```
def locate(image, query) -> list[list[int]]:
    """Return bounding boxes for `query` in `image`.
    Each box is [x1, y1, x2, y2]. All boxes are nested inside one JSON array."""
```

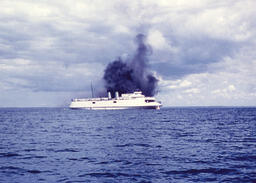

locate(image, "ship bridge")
[[121, 91, 144, 99]]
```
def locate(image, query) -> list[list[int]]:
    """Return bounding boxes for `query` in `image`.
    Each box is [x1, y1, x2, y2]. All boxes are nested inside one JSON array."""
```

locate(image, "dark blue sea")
[[0, 107, 255, 183]]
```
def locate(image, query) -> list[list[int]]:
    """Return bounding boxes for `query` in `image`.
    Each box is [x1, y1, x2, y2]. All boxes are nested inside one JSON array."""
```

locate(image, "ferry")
[[69, 91, 162, 110]]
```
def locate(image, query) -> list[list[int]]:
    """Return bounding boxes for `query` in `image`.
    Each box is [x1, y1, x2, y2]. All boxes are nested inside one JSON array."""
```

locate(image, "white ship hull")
[[69, 91, 161, 110], [70, 106, 160, 110]]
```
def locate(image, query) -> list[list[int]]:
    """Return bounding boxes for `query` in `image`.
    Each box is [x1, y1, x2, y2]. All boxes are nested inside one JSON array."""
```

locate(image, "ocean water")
[[0, 107, 255, 183]]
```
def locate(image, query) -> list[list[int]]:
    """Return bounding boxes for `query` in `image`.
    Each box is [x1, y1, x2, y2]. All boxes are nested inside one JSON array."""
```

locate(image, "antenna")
[[91, 82, 94, 98]]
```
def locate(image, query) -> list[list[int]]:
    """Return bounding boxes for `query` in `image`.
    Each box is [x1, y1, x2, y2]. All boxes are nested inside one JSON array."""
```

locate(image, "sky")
[[0, 0, 256, 107]]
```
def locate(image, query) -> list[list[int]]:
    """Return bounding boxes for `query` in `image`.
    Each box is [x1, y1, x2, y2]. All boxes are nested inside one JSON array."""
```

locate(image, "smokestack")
[[108, 91, 112, 99], [115, 91, 119, 99]]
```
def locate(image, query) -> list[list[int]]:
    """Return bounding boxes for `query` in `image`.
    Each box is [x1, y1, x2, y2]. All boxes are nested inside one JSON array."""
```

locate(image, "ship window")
[[92, 102, 96, 104], [145, 100, 155, 103], [113, 101, 117, 103]]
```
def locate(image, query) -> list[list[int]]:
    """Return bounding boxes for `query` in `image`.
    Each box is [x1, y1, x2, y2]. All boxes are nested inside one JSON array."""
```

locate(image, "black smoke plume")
[[103, 34, 158, 97]]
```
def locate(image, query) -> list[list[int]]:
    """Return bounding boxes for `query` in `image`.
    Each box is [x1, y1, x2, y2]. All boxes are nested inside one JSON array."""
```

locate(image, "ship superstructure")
[[69, 91, 162, 110]]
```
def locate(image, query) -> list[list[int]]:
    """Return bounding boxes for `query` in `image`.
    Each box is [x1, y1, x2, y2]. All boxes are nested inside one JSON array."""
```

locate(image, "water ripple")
[[0, 107, 255, 182], [162, 168, 237, 175]]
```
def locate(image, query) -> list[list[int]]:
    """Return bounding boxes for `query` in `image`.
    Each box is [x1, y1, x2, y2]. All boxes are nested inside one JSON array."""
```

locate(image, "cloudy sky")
[[0, 0, 255, 107]]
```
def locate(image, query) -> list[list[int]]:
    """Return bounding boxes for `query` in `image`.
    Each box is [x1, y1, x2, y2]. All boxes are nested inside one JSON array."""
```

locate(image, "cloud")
[[147, 30, 176, 51], [212, 84, 236, 97], [158, 47, 256, 106], [164, 80, 192, 89], [0, 58, 104, 92], [183, 88, 200, 94], [147, 0, 256, 79], [0, 0, 255, 106]]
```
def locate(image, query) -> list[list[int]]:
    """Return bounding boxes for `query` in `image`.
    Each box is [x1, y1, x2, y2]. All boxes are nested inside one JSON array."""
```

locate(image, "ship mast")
[[91, 82, 94, 98]]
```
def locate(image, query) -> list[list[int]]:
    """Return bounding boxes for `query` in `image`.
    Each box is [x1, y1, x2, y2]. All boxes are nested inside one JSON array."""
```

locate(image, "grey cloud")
[[151, 33, 243, 79], [0, 15, 135, 66], [3, 68, 96, 93]]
